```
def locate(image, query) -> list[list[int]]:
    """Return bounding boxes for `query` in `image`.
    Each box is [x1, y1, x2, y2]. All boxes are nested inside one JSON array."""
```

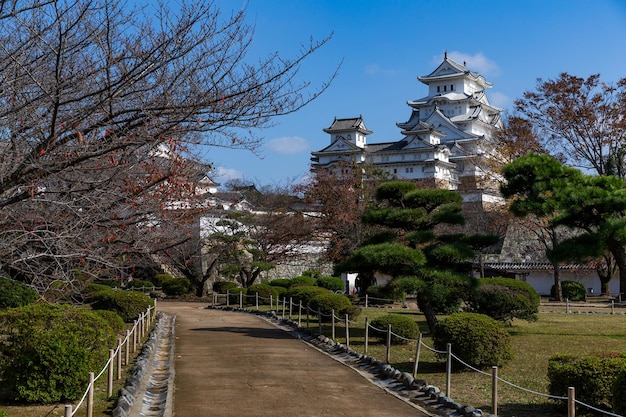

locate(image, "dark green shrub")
[[551, 280, 587, 301], [0, 277, 38, 309], [91, 290, 153, 322], [273, 286, 288, 300], [93, 309, 126, 335], [268, 278, 292, 289], [613, 369, 626, 414], [309, 292, 352, 319], [0, 410, 7, 417], [227, 287, 247, 305], [365, 284, 401, 305], [127, 279, 155, 292], [213, 281, 239, 293], [289, 275, 317, 287], [548, 352, 626, 411], [370, 314, 419, 344], [84, 283, 113, 300], [465, 277, 539, 323], [153, 274, 174, 288], [247, 283, 277, 304], [162, 277, 190, 296], [97, 279, 122, 288], [0, 303, 116, 403], [316, 276, 345, 292], [285, 286, 329, 306], [433, 312, 512, 369]]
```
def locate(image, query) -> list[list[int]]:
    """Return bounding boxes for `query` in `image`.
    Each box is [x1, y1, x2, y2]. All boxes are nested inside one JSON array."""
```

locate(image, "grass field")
[[308, 302, 626, 417]]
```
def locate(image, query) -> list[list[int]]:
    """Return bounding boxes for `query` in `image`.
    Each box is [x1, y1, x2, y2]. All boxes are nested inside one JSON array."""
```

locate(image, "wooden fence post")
[[125, 330, 130, 365], [289, 297, 293, 319], [566, 298, 570, 314], [117, 338, 122, 379], [568, 386, 575, 417], [364, 317, 369, 355], [492, 366, 498, 416], [318, 308, 322, 335], [282, 297, 286, 318], [386, 324, 392, 363], [87, 371, 94, 417], [413, 333, 422, 378], [446, 343, 452, 397], [365, 294, 368, 309], [345, 314, 350, 349], [226, 290, 230, 307], [298, 301, 302, 327], [64, 404, 72, 417], [239, 291, 243, 309], [255, 292, 259, 310], [270, 294, 273, 311], [133, 320, 138, 352], [108, 349, 114, 397], [331, 309, 336, 341]]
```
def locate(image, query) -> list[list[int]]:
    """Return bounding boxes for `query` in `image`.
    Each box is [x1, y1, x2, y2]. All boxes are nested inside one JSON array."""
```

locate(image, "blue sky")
[[204, 0, 626, 187]]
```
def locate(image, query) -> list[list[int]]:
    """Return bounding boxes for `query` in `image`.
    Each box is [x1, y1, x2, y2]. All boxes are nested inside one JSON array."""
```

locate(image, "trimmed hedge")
[[613, 369, 626, 414], [162, 277, 190, 296], [247, 283, 278, 304], [365, 285, 402, 305], [91, 290, 153, 322], [268, 278, 292, 289], [0, 277, 38, 309], [433, 312, 512, 369], [227, 287, 247, 305], [465, 277, 539, 323], [0, 303, 116, 403], [551, 280, 587, 301], [309, 292, 353, 319], [289, 275, 317, 287], [285, 286, 330, 307], [127, 279, 155, 291], [548, 352, 626, 411], [213, 281, 239, 293], [316, 276, 345, 292], [370, 314, 419, 344], [153, 274, 174, 287], [93, 309, 127, 335]]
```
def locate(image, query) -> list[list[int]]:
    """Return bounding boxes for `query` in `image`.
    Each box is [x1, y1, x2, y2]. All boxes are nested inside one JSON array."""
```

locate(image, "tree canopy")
[[0, 0, 335, 296]]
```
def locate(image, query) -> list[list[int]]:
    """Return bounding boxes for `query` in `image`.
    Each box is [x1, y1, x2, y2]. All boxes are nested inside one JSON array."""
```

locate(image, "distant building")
[[311, 52, 503, 204]]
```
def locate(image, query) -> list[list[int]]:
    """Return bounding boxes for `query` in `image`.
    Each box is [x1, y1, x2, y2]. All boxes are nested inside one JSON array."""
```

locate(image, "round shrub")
[[285, 285, 329, 307], [433, 312, 512, 369], [272, 286, 288, 300], [162, 277, 190, 296], [309, 292, 352, 320], [93, 309, 126, 335], [0, 303, 116, 403], [549, 352, 626, 411], [466, 277, 539, 323], [0, 277, 38, 309], [316, 276, 345, 292], [227, 287, 247, 305], [84, 283, 113, 299], [153, 274, 173, 288], [91, 290, 153, 322], [551, 280, 587, 301], [213, 281, 239, 293], [127, 279, 155, 292], [247, 283, 277, 304], [289, 275, 317, 287], [370, 314, 419, 344], [613, 369, 626, 414], [268, 278, 292, 289]]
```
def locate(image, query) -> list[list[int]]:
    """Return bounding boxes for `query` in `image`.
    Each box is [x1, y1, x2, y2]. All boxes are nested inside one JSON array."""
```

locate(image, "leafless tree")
[[0, 0, 336, 295]]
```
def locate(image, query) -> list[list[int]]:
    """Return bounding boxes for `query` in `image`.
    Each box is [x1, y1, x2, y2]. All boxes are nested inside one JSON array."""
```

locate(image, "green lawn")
[[297, 304, 626, 417]]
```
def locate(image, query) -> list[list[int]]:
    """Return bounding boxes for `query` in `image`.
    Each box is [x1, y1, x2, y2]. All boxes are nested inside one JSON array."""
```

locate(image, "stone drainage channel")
[[113, 307, 495, 417]]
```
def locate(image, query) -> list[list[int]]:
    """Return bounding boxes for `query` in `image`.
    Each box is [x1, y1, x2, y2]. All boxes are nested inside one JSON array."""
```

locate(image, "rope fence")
[[63, 301, 157, 417], [210, 290, 625, 417]]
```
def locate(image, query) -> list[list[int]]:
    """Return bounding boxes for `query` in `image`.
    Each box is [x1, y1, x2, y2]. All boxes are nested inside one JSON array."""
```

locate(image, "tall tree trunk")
[[608, 240, 626, 297], [416, 294, 438, 333], [552, 261, 563, 301]]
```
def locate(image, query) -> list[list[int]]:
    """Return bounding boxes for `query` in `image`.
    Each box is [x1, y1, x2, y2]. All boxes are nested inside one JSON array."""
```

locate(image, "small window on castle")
[[450, 84, 454, 91], [437, 86, 440, 92], [444, 85, 447, 92]]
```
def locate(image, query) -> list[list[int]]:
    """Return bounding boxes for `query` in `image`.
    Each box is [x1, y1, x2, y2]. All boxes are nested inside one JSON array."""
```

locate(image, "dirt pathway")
[[157, 301, 432, 417]]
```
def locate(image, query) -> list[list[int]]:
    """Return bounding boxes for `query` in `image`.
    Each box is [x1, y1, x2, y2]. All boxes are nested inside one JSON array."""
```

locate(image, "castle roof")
[[323, 116, 373, 135], [418, 52, 492, 89]]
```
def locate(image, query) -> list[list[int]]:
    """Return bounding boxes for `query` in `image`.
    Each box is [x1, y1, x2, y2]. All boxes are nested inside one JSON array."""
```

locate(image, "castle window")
[[444, 85, 447, 92], [437, 86, 440, 92], [450, 84, 454, 91]]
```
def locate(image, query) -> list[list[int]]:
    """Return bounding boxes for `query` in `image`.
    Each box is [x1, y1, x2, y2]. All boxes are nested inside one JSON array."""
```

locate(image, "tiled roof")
[[485, 262, 596, 271]]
